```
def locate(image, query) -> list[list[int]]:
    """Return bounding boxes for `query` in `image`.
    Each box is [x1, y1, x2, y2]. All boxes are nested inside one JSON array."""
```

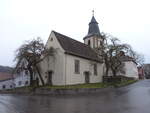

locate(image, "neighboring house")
[[0, 68, 14, 90], [38, 16, 104, 85], [106, 54, 138, 79], [13, 72, 30, 88], [143, 64, 150, 79], [120, 54, 138, 79], [138, 66, 144, 79], [13, 58, 30, 88], [0, 79, 14, 90], [0, 72, 13, 81]]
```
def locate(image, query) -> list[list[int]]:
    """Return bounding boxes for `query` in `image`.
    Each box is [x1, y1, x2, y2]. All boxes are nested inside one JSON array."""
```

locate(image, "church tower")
[[83, 13, 102, 49]]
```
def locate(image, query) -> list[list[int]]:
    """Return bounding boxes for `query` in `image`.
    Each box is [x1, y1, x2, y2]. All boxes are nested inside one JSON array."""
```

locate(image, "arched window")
[[88, 40, 91, 46]]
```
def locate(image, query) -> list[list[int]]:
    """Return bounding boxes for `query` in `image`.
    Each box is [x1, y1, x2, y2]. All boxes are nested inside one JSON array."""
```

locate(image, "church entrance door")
[[47, 71, 53, 85], [84, 71, 90, 83]]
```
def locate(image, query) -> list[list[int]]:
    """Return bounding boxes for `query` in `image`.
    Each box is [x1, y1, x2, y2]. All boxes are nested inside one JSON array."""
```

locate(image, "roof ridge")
[[52, 30, 94, 49]]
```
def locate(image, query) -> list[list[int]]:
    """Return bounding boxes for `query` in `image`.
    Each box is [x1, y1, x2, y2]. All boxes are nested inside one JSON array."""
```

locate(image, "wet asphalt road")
[[0, 80, 150, 113]]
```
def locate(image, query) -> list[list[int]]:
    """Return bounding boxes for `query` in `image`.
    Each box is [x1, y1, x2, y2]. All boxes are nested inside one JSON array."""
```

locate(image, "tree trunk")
[[104, 55, 109, 76], [112, 69, 116, 77], [35, 65, 45, 86], [28, 66, 34, 86], [105, 67, 109, 76]]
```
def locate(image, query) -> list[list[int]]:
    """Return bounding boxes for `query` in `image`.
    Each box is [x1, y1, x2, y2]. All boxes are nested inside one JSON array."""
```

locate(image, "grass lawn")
[[11, 79, 137, 90], [113, 79, 138, 87], [41, 82, 110, 89], [42, 79, 137, 89]]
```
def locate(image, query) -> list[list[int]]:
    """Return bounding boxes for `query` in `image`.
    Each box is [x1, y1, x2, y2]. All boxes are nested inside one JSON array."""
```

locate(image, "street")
[[0, 80, 150, 113]]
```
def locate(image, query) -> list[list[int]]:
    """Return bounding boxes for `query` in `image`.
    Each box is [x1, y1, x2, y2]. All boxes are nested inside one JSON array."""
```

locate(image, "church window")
[[75, 60, 80, 74], [94, 64, 97, 75], [50, 38, 53, 41], [88, 40, 91, 46]]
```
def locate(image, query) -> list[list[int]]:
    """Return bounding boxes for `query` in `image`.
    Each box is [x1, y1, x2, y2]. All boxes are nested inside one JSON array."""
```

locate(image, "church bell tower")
[[83, 12, 102, 49]]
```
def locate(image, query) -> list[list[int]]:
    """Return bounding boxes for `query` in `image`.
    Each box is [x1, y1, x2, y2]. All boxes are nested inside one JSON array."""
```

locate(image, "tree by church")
[[14, 37, 55, 86], [99, 32, 144, 77]]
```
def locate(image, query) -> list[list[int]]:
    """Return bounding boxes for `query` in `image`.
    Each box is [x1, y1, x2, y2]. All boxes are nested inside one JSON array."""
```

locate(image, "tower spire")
[[92, 10, 94, 16], [83, 12, 100, 40]]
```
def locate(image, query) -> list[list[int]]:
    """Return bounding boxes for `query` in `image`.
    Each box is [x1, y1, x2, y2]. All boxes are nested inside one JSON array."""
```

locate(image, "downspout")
[[64, 54, 67, 85]]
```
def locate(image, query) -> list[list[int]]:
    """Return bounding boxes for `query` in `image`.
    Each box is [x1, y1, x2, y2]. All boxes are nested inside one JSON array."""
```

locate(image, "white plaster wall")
[[38, 31, 66, 85], [65, 54, 103, 85], [0, 79, 14, 90], [14, 74, 30, 88], [84, 37, 94, 48], [84, 36, 102, 48], [106, 61, 138, 79], [124, 61, 138, 79]]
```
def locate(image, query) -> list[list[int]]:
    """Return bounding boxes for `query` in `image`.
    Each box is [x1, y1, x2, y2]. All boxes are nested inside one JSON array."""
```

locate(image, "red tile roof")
[[0, 72, 13, 81]]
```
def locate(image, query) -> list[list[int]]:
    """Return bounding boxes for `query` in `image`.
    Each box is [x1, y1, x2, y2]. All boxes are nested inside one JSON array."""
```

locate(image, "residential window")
[[18, 81, 22, 85], [75, 60, 80, 74], [10, 85, 12, 88], [25, 70, 28, 75], [94, 64, 97, 75], [2, 85, 5, 89], [25, 81, 29, 85]]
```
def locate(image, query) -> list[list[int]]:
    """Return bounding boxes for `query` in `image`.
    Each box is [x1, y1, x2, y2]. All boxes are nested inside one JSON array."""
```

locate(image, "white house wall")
[[0, 79, 14, 90], [106, 61, 138, 79], [124, 61, 138, 79], [14, 74, 30, 88], [65, 54, 104, 85], [45, 31, 64, 51], [84, 36, 102, 48], [38, 31, 66, 85]]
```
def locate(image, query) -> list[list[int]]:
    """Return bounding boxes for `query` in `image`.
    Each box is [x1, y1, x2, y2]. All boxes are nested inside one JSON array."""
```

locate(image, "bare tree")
[[127, 49, 145, 66], [99, 33, 136, 76], [14, 37, 55, 86], [98, 33, 110, 76], [108, 38, 128, 76]]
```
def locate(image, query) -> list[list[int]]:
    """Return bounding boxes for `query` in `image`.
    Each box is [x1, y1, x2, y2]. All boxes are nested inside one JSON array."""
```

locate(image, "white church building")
[[38, 15, 138, 86], [38, 16, 104, 85]]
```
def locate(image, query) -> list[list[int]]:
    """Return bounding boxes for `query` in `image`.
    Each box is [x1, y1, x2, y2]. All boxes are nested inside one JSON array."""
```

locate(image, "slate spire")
[[84, 14, 100, 39]]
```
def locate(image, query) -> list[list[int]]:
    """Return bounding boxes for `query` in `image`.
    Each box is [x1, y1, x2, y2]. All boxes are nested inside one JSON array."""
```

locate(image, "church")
[[38, 15, 104, 85], [37, 15, 138, 86]]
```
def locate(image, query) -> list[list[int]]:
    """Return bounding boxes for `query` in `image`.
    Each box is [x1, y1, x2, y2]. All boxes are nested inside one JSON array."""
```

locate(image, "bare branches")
[[99, 32, 143, 76], [14, 37, 51, 86]]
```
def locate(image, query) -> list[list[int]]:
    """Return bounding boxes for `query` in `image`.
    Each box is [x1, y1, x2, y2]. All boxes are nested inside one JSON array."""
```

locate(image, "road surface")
[[0, 80, 150, 113]]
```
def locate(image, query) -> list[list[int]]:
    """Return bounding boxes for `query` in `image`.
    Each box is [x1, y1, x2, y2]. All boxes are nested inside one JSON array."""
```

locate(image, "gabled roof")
[[53, 31, 102, 62], [0, 72, 13, 81]]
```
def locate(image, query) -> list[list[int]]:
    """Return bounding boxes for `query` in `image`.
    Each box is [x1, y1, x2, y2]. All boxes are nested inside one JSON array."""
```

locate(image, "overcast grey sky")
[[0, 0, 150, 67]]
